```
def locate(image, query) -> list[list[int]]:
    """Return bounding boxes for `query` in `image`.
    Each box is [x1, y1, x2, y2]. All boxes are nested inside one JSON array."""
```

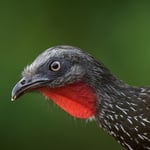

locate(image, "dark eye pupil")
[[50, 61, 61, 71], [52, 63, 58, 69]]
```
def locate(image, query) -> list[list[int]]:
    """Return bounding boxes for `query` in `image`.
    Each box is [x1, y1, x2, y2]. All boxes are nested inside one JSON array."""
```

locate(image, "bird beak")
[[11, 76, 49, 101]]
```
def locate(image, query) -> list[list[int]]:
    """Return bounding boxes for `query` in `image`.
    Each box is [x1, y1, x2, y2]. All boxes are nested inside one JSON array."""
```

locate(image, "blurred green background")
[[1, 0, 150, 150]]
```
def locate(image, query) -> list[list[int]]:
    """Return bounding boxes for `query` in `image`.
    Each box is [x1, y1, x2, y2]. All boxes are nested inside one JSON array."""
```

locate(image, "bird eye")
[[49, 61, 61, 71]]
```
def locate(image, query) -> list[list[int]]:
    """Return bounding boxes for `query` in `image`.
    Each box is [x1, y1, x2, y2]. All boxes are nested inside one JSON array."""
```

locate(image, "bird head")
[[12, 46, 103, 119]]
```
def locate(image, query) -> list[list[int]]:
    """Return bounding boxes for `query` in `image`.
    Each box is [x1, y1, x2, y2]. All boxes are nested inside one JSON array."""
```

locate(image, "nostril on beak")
[[20, 79, 26, 85], [20, 78, 32, 85]]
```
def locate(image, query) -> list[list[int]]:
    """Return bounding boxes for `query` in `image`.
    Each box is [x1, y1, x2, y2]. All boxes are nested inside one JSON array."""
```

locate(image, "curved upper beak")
[[11, 76, 49, 101]]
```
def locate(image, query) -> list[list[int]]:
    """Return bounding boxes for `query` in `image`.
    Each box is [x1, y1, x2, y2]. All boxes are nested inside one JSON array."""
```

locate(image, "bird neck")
[[85, 63, 143, 148], [94, 79, 134, 148], [89, 70, 150, 149]]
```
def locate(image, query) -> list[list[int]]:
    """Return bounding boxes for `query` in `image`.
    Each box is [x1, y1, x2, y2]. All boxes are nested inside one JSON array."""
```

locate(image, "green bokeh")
[[1, 1, 150, 150]]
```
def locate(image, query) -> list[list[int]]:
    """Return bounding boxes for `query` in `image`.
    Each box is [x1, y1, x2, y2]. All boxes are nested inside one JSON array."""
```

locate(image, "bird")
[[11, 45, 150, 150]]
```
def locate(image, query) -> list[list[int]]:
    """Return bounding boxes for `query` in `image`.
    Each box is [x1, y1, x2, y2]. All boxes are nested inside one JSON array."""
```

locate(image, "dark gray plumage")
[[12, 45, 150, 150]]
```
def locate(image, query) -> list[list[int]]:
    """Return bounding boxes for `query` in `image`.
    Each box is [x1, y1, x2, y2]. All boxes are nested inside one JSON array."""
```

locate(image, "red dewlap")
[[40, 82, 96, 118]]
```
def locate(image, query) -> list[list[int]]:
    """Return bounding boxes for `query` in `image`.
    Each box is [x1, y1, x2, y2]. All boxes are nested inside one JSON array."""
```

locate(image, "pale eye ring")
[[49, 61, 61, 71]]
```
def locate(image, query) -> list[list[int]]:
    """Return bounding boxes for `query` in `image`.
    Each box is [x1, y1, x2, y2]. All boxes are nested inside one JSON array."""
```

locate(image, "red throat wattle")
[[39, 82, 96, 119]]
